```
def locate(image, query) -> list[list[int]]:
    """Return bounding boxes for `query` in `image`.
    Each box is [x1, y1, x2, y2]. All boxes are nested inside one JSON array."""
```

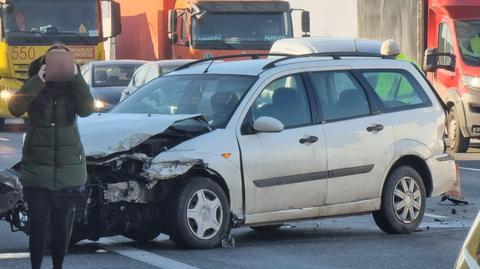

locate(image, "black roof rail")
[[262, 52, 395, 70], [175, 53, 293, 72]]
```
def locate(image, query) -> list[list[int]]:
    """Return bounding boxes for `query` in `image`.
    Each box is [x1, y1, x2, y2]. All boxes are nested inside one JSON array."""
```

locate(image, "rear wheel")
[[373, 166, 426, 234], [168, 177, 230, 249], [250, 224, 283, 232], [447, 107, 470, 153]]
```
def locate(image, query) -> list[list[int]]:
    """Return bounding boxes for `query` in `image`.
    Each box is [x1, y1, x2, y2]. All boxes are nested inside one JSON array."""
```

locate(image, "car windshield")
[[4, 0, 99, 42], [93, 64, 142, 87], [111, 74, 257, 128], [456, 20, 480, 66], [191, 12, 292, 50]]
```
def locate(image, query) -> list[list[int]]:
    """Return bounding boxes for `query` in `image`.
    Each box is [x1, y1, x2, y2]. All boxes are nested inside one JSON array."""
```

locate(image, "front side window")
[[252, 74, 311, 128], [112, 75, 256, 129], [438, 23, 453, 65], [361, 70, 430, 110], [310, 71, 370, 121]]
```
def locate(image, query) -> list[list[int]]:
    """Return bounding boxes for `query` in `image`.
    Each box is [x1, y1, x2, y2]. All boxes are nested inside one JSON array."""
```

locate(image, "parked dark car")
[[81, 60, 145, 111]]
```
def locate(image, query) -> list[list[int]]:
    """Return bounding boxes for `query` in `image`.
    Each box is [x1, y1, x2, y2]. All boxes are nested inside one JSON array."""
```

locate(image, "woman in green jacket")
[[8, 44, 94, 269]]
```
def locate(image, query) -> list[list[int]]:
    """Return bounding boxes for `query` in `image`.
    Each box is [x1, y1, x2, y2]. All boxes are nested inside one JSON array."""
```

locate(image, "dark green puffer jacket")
[[8, 74, 94, 190]]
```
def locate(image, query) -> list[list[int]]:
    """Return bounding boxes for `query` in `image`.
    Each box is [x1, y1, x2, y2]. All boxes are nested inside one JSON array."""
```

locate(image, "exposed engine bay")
[[0, 116, 212, 243]]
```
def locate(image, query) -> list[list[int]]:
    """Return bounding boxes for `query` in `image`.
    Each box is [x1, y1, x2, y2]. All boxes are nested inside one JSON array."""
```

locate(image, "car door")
[[432, 22, 457, 101], [237, 73, 328, 215], [308, 70, 395, 205]]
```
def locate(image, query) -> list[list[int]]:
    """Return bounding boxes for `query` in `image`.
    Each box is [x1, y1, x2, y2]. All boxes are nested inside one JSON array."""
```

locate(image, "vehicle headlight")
[[461, 75, 480, 91], [0, 90, 13, 100], [94, 99, 108, 110]]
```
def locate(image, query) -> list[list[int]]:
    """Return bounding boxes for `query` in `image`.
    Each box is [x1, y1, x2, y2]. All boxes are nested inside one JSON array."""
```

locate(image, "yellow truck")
[[0, 0, 121, 128]]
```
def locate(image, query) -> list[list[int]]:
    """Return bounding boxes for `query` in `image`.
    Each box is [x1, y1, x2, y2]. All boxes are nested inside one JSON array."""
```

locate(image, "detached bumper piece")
[[0, 168, 22, 215]]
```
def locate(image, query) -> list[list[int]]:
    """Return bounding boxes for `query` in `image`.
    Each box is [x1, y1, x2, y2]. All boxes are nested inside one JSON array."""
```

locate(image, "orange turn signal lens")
[[221, 153, 232, 159]]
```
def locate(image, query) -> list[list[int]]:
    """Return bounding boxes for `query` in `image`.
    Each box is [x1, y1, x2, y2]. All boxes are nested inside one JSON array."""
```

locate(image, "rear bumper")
[[426, 153, 456, 197], [0, 168, 22, 215]]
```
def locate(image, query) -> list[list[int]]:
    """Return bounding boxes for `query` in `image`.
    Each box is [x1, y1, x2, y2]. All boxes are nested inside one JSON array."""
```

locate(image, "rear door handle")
[[299, 136, 318, 144], [366, 124, 384, 133]]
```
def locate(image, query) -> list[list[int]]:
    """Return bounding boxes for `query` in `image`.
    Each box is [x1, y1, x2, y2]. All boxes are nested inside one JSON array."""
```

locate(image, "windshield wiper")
[[7, 30, 55, 44], [194, 40, 236, 49], [55, 31, 94, 45]]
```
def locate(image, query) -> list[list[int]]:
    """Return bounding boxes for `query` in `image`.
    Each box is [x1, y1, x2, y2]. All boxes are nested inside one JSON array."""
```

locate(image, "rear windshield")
[[93, 64, 142, 87]]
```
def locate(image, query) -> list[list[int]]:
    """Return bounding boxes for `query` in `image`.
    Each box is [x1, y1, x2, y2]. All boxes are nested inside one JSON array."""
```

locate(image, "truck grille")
[[13, 64, 29, 80]]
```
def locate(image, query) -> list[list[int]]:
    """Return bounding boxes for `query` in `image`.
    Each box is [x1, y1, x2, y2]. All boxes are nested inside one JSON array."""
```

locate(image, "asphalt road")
[[0, 131, 479, 269]]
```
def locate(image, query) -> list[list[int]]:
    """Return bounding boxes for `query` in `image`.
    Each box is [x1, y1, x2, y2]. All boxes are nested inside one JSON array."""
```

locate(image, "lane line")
[[0, 252, 30, 259], [99, 238, 201, 269], [460, 167, 480, 172], [424, 213, 448, 219]]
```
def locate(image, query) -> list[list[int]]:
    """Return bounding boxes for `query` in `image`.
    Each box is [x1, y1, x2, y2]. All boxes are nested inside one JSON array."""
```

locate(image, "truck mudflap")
[[0, 168, 22, 215]]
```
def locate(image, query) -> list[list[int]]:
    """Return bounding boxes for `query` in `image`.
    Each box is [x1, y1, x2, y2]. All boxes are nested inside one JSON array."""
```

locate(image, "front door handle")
[[366, 124, 384, 133], [299, 136, 318, 144]]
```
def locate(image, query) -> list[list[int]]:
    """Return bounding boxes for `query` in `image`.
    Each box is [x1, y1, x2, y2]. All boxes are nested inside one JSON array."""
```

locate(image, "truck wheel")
[[447, 107, 470, 153], [168, 177, 230, 249], [373, 166, 426, 234], [250, 224, 283, 232]]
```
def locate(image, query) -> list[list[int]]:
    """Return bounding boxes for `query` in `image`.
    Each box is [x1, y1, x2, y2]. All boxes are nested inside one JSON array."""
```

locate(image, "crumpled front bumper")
[[0, 168, 22, 215]]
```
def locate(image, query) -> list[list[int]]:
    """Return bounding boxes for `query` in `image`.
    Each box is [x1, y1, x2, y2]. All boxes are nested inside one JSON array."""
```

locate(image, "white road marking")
[[0, 137, 10, 142], [99, 238, 201, 269], [460, 167, 480, 172], [424, 213, 448, 219], [0, 252, 30, 259]]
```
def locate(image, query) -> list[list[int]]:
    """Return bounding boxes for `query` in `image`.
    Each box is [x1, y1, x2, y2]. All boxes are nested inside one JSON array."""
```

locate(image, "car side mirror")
[[424, 48, 455, 72], [253, 116, 284, 133]]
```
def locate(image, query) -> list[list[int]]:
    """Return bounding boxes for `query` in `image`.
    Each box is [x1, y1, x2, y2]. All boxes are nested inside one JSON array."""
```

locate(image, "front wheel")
[[168, 177, 230, 249], [447, 107, 470, 153], [373, 166, 426, 234]]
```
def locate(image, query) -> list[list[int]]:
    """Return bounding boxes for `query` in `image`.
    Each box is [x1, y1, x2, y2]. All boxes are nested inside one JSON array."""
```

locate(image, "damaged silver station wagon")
[[0, 53, 457, 249]]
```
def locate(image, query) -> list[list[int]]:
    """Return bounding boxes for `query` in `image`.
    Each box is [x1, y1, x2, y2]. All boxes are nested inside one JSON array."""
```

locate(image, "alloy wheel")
[[393, 176, 422, 224]]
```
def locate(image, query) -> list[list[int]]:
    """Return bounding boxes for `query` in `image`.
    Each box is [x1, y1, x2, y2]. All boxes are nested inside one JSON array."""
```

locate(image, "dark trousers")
[[23, 187, 75, 269]]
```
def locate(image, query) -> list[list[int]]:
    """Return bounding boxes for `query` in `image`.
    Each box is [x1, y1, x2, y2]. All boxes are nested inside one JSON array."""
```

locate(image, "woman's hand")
[[38, 64, 46, 83]]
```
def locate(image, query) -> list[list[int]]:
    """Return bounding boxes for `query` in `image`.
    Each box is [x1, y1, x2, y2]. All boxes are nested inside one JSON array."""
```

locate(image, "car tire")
[[373, 166, 426, 234], [168, 177, 230, 249], [123, 229, 161, 243], [250, 224, 283, 232], [447, 107, 470, 153]]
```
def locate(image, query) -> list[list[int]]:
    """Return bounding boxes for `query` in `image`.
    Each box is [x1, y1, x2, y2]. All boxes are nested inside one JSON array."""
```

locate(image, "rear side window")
[[309, 71, 370, 121], [361, 70, 430, 110]]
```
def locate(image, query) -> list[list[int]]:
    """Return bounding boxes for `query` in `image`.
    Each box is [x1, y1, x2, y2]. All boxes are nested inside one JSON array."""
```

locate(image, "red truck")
[[357, 0, 480, 152], [113, 0, 309, 60]]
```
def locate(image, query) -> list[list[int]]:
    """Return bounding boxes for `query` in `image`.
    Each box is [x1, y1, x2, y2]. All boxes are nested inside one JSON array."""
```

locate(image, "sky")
[[290, 0, 358, 38]]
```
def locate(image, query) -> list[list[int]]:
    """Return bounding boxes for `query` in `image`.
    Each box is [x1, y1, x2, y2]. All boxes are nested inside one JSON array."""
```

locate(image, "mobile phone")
[[44, 50, 75, 82]]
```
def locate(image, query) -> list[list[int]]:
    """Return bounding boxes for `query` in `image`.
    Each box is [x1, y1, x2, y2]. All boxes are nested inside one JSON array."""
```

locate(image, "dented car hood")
[[78, 113, 203, 158]]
